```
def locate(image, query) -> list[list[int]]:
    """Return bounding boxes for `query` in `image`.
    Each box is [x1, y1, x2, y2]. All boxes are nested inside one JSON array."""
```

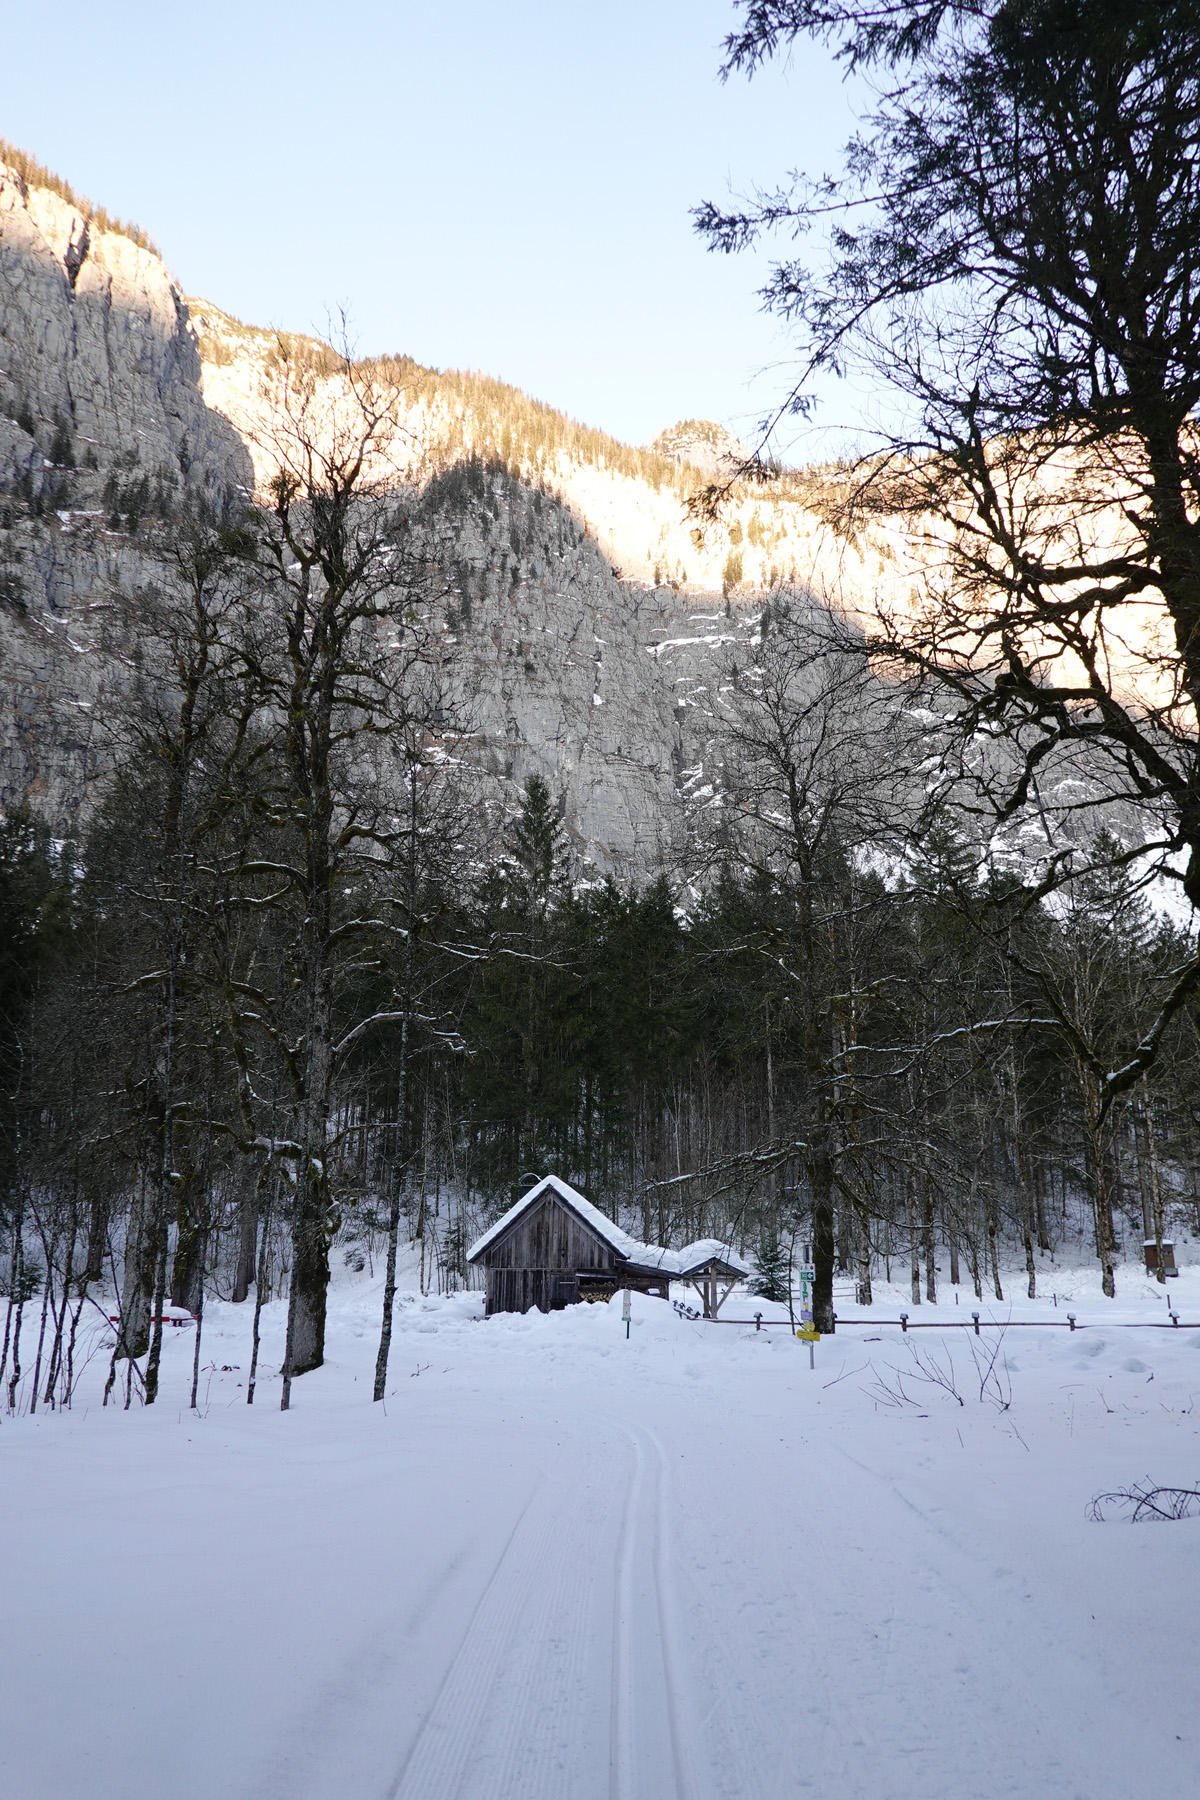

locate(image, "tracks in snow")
[[388, 1416, 709, 1800], [609, 1424, 699, 1800]]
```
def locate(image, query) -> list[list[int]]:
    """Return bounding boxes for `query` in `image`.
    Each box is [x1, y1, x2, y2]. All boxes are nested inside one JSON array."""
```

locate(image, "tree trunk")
[[44, 1191, 78, 1407], [810, 1124, 837, 1335], [84, 1192, 108, 1284], [1080, 1066, 1118, 1298], [376, 768, 418, 1400], [27, 1236, 53, 1415], [170, 1170, 206, 1314], [987, 1199, 1004, 1303], [143, 1186, 171, 1405], [282, 952, 335, 1403], [1146, 1094, 1167, 1285], [231, 1189, 259, 1305], [287, 1170, 331, 1383], [1033, 1162, 1051, 1254], [854, 1193, 873, 1307], [375, 1048, 408, 1403], [247, 1178, 274, 1405], [906, 1176, 921, 1306], [118, 1174, 153, 1362]]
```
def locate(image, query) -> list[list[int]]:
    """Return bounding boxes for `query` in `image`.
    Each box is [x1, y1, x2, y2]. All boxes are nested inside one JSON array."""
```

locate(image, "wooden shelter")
[[1144, 1238, 1178, 1276], [467, 1174, 675, 1317], [674, 1241, 752, 1319]]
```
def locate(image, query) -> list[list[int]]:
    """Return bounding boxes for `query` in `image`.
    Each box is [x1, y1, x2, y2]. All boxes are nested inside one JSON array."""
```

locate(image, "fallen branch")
[[1089, 1482, 1200, 1523]]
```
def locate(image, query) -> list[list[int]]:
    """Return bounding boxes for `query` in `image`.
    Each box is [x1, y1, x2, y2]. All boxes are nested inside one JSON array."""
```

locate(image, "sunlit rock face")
[[11, 154, 1152, 880], [0, 157, 753, 870], [0, 161, 254, 836], [649, 419, 749, 482]]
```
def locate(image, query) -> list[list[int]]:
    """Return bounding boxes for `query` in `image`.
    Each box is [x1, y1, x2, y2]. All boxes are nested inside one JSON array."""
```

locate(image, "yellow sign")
[[796, 1327, 820, 1342]]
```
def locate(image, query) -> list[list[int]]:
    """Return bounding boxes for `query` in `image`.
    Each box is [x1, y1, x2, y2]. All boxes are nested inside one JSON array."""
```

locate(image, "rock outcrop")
[[0, 167, 250, 499], [0, 160, 254, 834], [0, 154, 766, 868], [649, 419, 750, 482]]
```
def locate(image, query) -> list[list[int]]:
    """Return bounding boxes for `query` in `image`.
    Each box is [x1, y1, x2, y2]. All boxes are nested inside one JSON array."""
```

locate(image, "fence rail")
[[706, 1312, 1197, 1333]]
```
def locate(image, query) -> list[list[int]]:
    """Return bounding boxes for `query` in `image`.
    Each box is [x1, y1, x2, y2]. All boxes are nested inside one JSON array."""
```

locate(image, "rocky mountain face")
[[417, 460, 760, 879], [0, 152, 1166, 884], [184, 297, 861, 601], [649, 419, 750, 482], [0, 162, 254, 835], [0, 156, 769, 871]]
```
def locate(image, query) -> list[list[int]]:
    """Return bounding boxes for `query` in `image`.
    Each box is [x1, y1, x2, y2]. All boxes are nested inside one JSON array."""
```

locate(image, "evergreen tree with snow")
[[751, 1233, 790, 1304]]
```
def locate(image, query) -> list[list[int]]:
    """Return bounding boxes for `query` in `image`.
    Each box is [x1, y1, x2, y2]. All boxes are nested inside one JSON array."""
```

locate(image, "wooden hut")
[[467, 1174, 676, 1317], [1144, 1238, 1178, 1276], [674, 1240, 752, 1319]]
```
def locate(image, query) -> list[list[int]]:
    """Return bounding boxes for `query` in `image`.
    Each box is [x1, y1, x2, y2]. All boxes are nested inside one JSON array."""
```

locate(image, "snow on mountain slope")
[[3, 1265, 1198, 1800]]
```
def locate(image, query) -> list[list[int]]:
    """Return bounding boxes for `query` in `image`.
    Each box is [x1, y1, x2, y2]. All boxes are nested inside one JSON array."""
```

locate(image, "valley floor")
[[3, 1265, 1199, 1800]]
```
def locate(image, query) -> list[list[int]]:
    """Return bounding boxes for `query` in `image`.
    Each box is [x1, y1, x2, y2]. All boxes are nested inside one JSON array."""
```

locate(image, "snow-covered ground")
[[3, 1262, 1200, 1800]]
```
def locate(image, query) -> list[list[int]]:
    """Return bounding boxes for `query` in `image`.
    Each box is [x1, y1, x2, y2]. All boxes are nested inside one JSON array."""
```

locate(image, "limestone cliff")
[[0, 156, 254, 831], [0, 153, 768, 868]]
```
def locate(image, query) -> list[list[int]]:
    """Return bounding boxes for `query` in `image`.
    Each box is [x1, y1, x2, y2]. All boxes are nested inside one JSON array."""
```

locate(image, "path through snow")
[[3, 1268, 1199, 1799]]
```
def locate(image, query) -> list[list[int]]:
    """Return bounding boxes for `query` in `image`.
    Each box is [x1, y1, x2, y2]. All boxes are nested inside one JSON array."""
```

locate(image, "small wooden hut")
[[1144, 1238, 1178, 1276], [467, 1174, 675, 1317]]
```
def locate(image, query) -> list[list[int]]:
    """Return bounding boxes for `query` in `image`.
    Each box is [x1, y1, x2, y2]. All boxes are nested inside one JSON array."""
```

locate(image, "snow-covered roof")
[[675, 1239, 752, 1279], [467, 1173, 682, 1274]]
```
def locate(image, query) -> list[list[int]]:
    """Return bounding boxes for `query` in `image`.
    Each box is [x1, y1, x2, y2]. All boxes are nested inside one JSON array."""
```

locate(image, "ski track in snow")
[[610, 1422, 701, 1800], [389, 1419, 705, 1800], [610, 1424, 641, 1800], [4, 1269, 1200, 1800]]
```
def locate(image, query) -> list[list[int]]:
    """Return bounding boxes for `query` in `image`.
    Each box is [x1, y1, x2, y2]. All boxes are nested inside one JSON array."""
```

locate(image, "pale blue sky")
[[1, 2, 865, 456]]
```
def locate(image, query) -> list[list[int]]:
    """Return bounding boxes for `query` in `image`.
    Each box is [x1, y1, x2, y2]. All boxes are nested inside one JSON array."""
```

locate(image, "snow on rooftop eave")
[[674, 1238, 752, 1278], [467, 1172, 635, 1264], [466, 1173, 683, 1274]]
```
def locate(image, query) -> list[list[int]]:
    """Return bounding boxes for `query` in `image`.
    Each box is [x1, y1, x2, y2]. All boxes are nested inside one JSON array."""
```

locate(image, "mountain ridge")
[[4, 140, 1158, 883]]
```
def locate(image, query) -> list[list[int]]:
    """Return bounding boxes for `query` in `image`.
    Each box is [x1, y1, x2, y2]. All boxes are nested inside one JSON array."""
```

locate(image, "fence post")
[[900, 1312, 908, 1333], [754, 1312, 762, 1332], [1068, 1314, 1076, 1331], [972, 1311, 980, 1336]]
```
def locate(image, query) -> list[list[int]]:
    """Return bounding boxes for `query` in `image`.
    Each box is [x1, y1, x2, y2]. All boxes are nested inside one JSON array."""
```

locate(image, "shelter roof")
[[674, 1239, 753, 1278], [466, 1173, 681, 1274]]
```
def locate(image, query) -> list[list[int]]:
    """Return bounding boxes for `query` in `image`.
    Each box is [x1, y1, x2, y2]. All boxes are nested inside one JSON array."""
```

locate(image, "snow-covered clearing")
[[4, 1266, 1200, 1800]]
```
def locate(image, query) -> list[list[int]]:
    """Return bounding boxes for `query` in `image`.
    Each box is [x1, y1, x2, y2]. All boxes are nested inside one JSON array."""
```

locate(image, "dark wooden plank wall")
[[487, 1268, 568, 1315], [479, 1193, 672, 1315], [482, 1195, 616, 1316], [484, 1265, 669, 1314], [483, 1196, 617, 1273]]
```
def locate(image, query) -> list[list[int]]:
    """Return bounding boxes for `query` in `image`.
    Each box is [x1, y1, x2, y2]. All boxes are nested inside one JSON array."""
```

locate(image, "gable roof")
[[466, 1173, 681, 1274], [674, 1239, 753, 1279]]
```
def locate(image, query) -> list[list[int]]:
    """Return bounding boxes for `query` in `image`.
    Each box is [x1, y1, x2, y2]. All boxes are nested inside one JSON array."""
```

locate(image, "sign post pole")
[[796, 1261, 818, 1366]]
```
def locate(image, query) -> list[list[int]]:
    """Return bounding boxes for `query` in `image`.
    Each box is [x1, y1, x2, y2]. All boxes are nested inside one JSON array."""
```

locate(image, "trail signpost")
[[622, 1287, 631, 1340], [796, 1261, 819, 1365]]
